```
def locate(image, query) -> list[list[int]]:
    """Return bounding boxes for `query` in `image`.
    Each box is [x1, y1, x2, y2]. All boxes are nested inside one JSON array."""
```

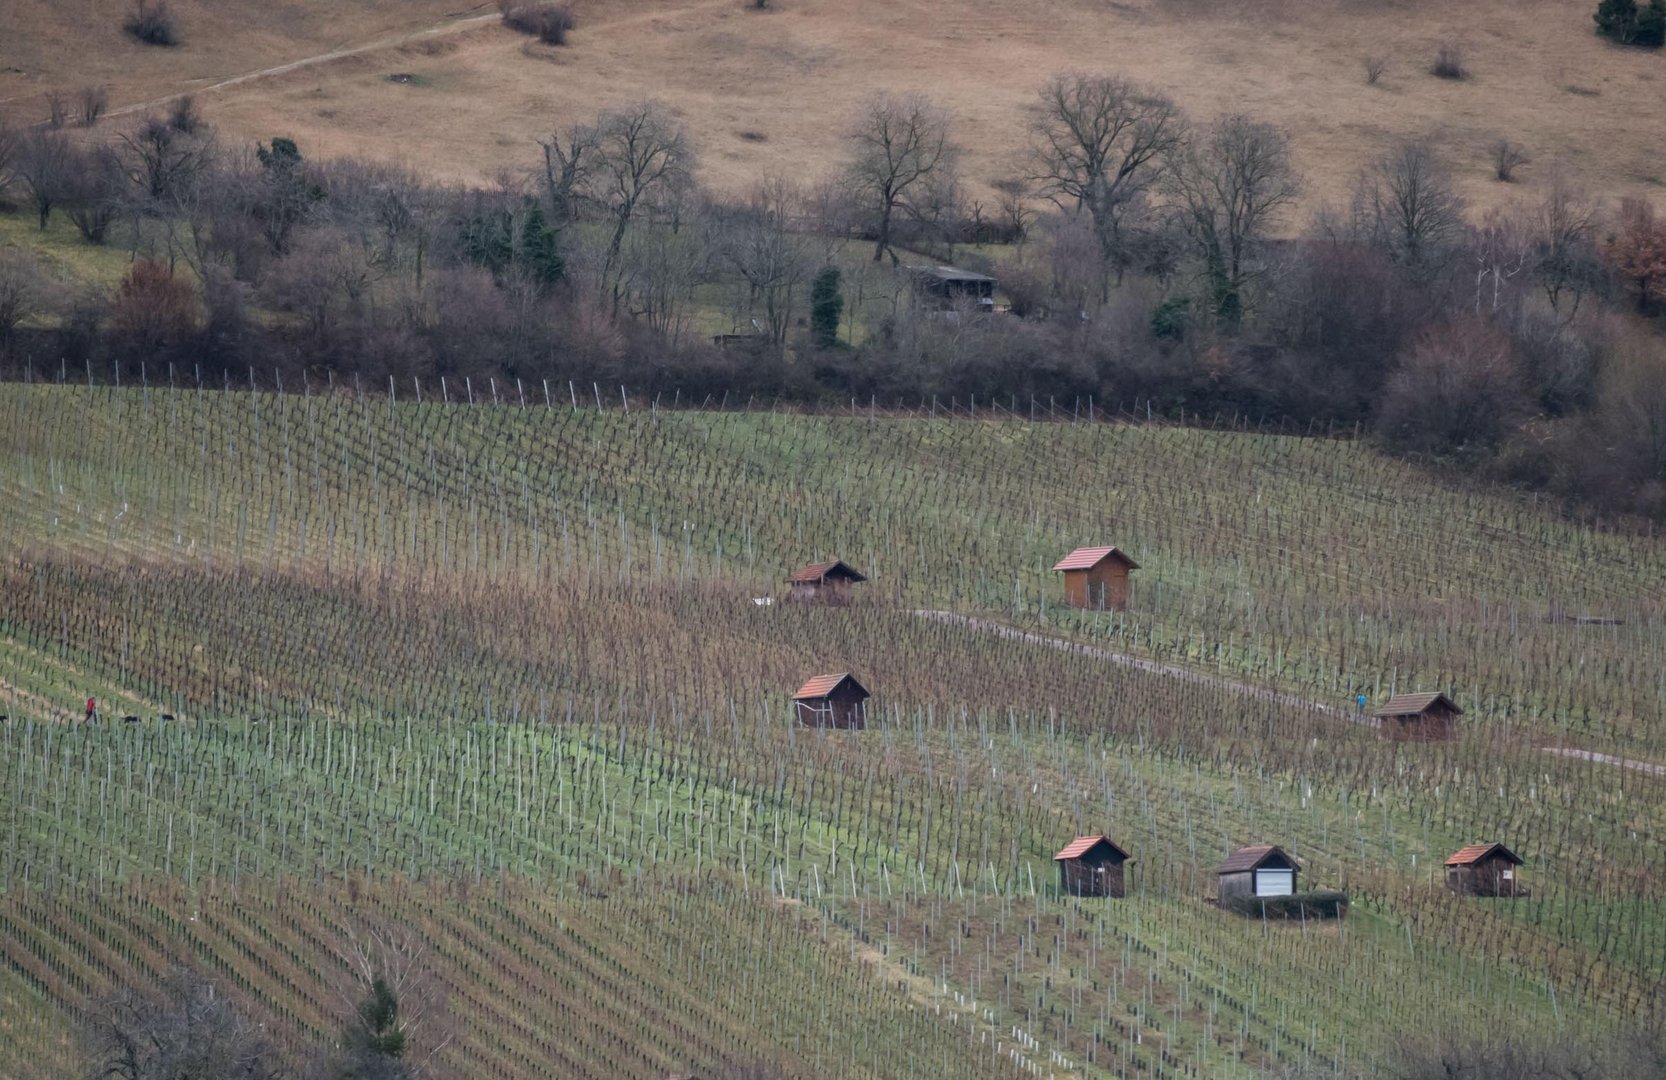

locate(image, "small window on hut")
[[1501, 869, 1513, 880]]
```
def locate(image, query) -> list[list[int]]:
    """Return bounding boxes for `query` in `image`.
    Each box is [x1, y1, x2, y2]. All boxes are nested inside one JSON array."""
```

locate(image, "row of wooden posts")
[[782, 551, 1519, 902]]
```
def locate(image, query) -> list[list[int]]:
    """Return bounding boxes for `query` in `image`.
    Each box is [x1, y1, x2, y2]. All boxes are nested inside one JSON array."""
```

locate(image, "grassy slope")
[[0, 385, 1663, 1075], [6, 0, 1663, 215]]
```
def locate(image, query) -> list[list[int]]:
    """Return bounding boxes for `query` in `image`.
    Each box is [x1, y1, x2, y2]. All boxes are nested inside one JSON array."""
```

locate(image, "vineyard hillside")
[[1, 383, 1664, 1076]]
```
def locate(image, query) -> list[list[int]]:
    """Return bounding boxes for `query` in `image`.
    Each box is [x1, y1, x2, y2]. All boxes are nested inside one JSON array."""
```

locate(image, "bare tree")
[[712, 178, 819, 352], [845, 92, 957, 263], [328, 920, 454, 1078], [0, 249, 56, 354], [1029, 73, 1184, 295], [119, 115, 218, 208], [1467, 208, 1529, 315], [587, 102, 693, 298], [1531, 172, 1599, 322], [538, 120, 599, 223], [1165, 114, 1301, 322], [79, 968, 287, 1080], [1351, 139, 1466, 274], [17, 129, 72, 230], [44, 92, 69, 130], [992, 177, 1036, 249], [63, 144, 128, 245]]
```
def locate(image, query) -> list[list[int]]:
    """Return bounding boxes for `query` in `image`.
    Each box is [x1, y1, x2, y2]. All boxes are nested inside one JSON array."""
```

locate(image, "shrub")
[[125, 0, 180, 46], [1378, 319, 1529, 457], [1224, 890, 1349, 920], [498, 1, 575, 45], [1491, 139, 1528, 182], [1430, 42, 1467, 79], [1363, 53, 1388, 84], [109, 259, 199, 354], [78, 86, 109, 128]]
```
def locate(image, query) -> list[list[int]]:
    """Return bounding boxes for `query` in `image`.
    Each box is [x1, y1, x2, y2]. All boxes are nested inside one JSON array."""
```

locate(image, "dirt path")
[[1538, 747, 1666, 778], [102, 6, 504, 122], [913, 609, 1364, 722], [915, 609, 1666, 779], [100, 0, 743, 123]]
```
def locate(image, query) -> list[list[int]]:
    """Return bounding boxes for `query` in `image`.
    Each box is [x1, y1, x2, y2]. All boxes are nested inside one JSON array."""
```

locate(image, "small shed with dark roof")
[[792, 673, 870, 729], [1217, 845, 1300, 900], [1373, 692, 1462, 741], [1053, 835, 1132, 898], [1053, 546, 1140, 611], [786, 560, 867, 604], [1445, 843, 1524, 897]]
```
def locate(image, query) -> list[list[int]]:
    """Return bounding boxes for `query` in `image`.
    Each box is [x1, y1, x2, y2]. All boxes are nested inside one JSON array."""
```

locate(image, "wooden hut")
[[1052, 546, 1140, 610], [1053, 835, 1132, 898], [786, 560, 867, 604], [792, 673, 870, 730], [1445, 843, 1524, 897], [1217, 845, 1300, 900], [1372, 691, 1462, 741]]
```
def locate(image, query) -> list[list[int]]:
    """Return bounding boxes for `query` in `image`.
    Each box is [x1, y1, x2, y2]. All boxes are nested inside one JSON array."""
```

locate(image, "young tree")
[[1605, 197, 1666, 313], [62, 144, 128, 245], [845, 93, 957, 263], [1029, 73, 1184, 295], [109, 259, 199, 354], [713, 178, 816, 352], [17, 129, 71, 230], [254, 136, 321, 255], [811, 265, 844, 348], [1532, 173, 1601, 322], [0, 249, 55, 355], [1164, 115, 1301, 323]]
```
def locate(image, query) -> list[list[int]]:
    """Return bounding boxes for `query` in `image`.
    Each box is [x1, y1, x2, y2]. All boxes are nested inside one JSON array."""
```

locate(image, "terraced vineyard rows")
[[1, 383, 1662, 1075]]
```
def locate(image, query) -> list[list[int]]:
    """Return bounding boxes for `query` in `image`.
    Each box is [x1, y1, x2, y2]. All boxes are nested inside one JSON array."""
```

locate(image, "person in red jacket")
[[84, 697, 96, 722]]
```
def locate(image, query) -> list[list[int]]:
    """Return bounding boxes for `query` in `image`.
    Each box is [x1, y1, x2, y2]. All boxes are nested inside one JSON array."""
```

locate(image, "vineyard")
[[1, 381, 1663, 1076]]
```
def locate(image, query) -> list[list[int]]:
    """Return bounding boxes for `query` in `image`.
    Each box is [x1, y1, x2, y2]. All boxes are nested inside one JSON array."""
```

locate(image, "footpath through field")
[[914, 609, 1666, 779]]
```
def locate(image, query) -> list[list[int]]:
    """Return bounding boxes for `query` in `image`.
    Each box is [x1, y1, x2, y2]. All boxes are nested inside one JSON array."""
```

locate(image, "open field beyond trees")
[[3, 0, 1663, 215], [1, 383, 1664, 1075]]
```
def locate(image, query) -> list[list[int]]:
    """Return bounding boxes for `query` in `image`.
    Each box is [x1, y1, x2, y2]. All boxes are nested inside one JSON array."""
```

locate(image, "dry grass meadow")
[[4, 0, 1662, 216]]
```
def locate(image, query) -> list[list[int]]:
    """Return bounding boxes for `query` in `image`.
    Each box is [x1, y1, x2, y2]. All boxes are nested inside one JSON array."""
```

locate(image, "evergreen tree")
[[1595, 0, 1663, 44], [517, 202, 566, 289], [810, 265, 844, 349]]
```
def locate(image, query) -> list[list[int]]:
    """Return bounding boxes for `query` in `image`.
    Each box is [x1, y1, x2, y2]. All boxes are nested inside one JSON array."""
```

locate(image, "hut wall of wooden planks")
[[1445, 843, 1524, 897], [1373, 692, 1462, 741], [1052, 547, 1139, 611], [791, 673, 870, 730], [1053, 836, 1131, 897]]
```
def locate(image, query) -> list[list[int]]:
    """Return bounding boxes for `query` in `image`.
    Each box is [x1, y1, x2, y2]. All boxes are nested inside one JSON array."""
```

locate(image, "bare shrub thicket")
[[1363, 54, 1388, 84], [125, 0, 180, 46], [1430, 41, 1467, 79], [498, 0, 575, 44], [1491, 139, 1528, 182], [77, 86, 109, 128], [1378, 319, 1528, 456]]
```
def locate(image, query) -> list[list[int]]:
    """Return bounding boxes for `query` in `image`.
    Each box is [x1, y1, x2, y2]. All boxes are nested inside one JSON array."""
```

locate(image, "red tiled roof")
[[1373, 692, 1462, 718], [1053, 835, 1131, 861], [792, 673, 867, 701], [1052, 546, 1140, 572], [1445, 843, 1522, 867], [1217, 844, 1299, 874], [786, 560, 867, 584]]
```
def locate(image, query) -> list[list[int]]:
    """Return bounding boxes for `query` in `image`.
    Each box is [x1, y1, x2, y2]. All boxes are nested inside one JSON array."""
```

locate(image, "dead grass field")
[[5, 0, 1663, 217]]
